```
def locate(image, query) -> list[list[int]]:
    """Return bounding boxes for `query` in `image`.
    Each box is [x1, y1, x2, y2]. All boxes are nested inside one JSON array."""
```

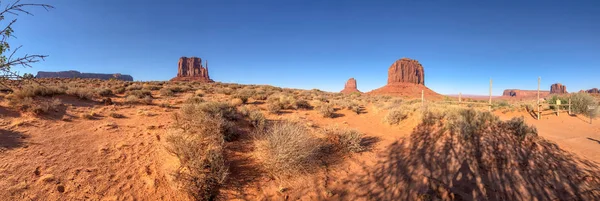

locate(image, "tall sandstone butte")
[[369, 58, 441, 99], [170, 57, 213, 82], [387, 58, 425, 85], [340, 78, 360, 94], [550, 83, 567, 94]]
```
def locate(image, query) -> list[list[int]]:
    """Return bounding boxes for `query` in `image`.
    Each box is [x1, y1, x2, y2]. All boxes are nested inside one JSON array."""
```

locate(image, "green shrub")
[[570, 93, 598, 117]]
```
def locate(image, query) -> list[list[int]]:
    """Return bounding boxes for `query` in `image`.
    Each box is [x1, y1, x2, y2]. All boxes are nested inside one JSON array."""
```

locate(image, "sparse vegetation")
[[570, 92, 598, 118], [326, 127, 365, 153], [384, 108, 407, 125], [319, 103, 335, 118], [254, 121, 320, 179]]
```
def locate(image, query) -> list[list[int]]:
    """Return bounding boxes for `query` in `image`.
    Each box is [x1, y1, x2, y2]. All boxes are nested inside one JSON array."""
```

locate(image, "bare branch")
[[0, 0, 54, 17]]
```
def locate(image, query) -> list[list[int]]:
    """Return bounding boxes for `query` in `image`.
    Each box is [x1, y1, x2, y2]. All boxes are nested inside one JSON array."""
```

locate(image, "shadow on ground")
[[327, 114, 600, 201], [0, 129, 28, 151]]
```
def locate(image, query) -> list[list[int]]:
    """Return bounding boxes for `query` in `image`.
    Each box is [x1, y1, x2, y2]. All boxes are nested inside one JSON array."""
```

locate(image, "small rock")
[[57, 185, 65, 193], [38, 174, 55, 183]]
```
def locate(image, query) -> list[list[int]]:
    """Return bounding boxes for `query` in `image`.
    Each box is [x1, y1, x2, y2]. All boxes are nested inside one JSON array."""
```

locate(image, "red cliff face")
[[35, 70, 133, 81], [387, 58, 425, 85], [503, 89, 550, 98], [550, 83, 567, 94], [170, 57, 213, 82], [340, 78, 360, 94]]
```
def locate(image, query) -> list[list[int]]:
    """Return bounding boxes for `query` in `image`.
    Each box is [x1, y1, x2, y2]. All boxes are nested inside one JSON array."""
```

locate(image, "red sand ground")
[[1, 91, 599, 200]]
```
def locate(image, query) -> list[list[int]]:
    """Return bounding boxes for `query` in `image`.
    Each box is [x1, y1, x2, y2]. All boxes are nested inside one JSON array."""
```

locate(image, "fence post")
[[489, 79, 492, 112], [569, 98, 571, 115], [459, 92, 462, 103], [537, 77, 540, 120]]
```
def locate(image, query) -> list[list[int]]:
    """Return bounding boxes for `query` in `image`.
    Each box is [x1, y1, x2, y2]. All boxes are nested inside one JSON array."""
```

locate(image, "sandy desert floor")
[[1, 80, 599, 201]]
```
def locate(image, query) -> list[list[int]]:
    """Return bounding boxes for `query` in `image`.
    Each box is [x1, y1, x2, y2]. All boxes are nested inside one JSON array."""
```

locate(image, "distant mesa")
[[170, 57, 213, 82], [35, 70, 133, 81], [587, 88, 599, 94], [502, 89, 550, 98], [550, 83, 567, 94], [368, 58, 441, 99], [340, 78, 361, 94]]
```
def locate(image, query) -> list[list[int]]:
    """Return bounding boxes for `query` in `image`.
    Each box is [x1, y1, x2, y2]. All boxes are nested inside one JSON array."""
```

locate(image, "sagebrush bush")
[[97, 88, 113, 97], [159, 88, 175, 97], [167, 111, 228, 200], [233, 89, 254, 104], [66, 87, 94, 100], [326, 127, 364, 153], [571, 93, 598, 117], [230, 98, 244, 107], [126, 84, 143, 91], [142, 96, 153, 105], [319, 103, 335, 118], [126, 89, 152, 99], [13, 85, 65, 98], [266, 102, 282, 114], [255, 121, 320, 178], [295, 99, 312, 110], [124, 95, 139, 104], [184, 96, 204, 104], [384, 109, 407, 125], [248, 110, 267, 129]]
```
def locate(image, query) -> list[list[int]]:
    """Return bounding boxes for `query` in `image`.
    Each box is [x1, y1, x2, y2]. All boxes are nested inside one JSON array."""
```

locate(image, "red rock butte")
[[550, 83, 567, 94], [170, 57, 213, 82], [503, 89, 550, 98], [587, 88, 599, 94], [340, 78, 361, 94], [369, 58, 441, 99]]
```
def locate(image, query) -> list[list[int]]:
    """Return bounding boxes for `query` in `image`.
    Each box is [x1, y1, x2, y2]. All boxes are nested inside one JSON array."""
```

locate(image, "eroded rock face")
[[340, 78, 360, 94], [550, 83, 567, 94], [170, 57, 213, 82], [35, 70, 133, 81], [587, 88, 599, 94], [387, 58, 425, 85]]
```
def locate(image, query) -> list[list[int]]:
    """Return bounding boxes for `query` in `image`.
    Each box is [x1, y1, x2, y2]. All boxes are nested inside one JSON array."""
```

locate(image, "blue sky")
[[10, 0, 600, 95]]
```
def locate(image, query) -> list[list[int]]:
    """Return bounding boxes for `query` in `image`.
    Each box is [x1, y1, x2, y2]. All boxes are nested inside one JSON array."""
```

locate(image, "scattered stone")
[[38, 174, 55, 183], [57, 185, 65, 193]]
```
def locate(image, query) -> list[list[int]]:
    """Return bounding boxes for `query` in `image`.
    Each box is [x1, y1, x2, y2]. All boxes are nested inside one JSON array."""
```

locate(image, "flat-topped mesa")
[[550, 83, 567, 94], [502, 89, 550, 98], [35, 70, 133, 81], [387, 58, 425, 85], [587, 88, 599, 94], [170, 57, 213, 82], [340, 78, 361, 94]]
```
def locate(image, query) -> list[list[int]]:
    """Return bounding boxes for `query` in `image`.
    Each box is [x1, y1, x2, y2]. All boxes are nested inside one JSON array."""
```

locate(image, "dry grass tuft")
[[254, 121, 320, 179], [384, 108, 408, 125], [318, 103, 335, 118]]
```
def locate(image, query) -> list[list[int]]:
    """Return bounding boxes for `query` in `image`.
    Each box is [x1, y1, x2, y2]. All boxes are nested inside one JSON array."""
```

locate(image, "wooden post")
[[537, 77, 541, 120], [459, 92, 462, 103], [489, 79, 492, 112], [569, 98, 571, 115]]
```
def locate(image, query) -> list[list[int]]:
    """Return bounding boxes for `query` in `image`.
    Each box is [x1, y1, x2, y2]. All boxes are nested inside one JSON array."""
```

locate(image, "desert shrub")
[[126, 84, 143, 91], [252, 92, 268, 101], [319, 103, 335, 118], [326, 127, 364, 153], [233, 89, 254, 104], [167, 112, 227, 200], [185, 96, 204, 104], [159, 88, 175, 97], [194, 90, 204, 97], [254, 121, 319, 178], [384, 109, 407, 125], [570, 93, 598, 117], [502, 117, 538, 141], [126, 90, 152, 99], [181, 102, 239, 121], [114, 87, 126, 94], [80, 112, 96, 120], [266, 102, 282, 114], [248, 110, 267, 129], [13, 85, 65, 98], [97, 88, 113, 97], [230, 98, 244, 107], [27, 98, 62, 115], [66, 87, 94, 100], [294, 99, 312, 110], [547, 95, 569, 110], [124, 95, 139, 104], [142, 96, 153, 105], [109, 112, 125, 118], [143, 84, 161, 91]]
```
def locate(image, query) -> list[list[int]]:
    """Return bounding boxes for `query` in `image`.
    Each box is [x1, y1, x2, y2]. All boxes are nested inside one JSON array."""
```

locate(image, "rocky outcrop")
[[502, 89, 550, 98], [340, 78, 360, 94], [35, 70, 133, 81], [550, 83, 567, 94], [170, 57, 213, 82], [387, 58, 425, 85], [587, 88, 599, 94], [369, 58, 441, 99]]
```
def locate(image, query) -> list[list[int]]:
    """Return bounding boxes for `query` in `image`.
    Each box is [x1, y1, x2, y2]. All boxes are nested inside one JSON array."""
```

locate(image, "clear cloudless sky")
[[10, 0, 600, 95]]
